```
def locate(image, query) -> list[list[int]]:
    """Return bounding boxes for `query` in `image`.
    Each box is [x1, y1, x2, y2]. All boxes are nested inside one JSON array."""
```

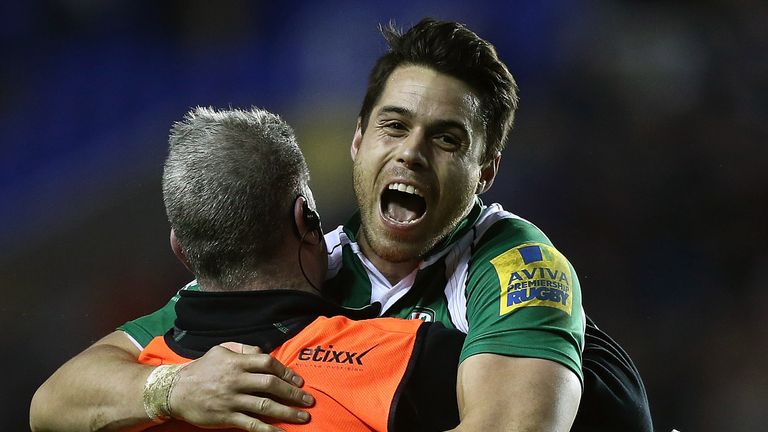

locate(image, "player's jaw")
[[370, 175, 437, 260], [354, 169, 434, 263]]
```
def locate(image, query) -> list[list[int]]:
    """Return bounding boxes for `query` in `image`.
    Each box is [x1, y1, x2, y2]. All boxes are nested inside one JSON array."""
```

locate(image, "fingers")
[[215, 412, 286, 432], [212, 344, 314, 410], [170, 344, 314, 428], [219, 342, 263, 355], [232, 394, 311, 425], [215, 343, 303, 387], [237, 373, 314, 407], [238, 349, 306, 389], [226, 412, 285, 432]]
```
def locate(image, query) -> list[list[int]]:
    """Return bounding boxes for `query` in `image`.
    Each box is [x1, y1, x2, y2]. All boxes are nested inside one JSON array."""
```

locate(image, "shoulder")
[[464, 204, 581, 320], [116, 280, 201, 348], [471, 203, 554, 258], [466, 204, 570, 276]]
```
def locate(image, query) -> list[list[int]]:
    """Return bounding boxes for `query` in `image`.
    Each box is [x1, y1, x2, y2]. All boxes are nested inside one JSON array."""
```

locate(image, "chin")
[[378, 235, 435, 264], [377, 248, 423, 264]]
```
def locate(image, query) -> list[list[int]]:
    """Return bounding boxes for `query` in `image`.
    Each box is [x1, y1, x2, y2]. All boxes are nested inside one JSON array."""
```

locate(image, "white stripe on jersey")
[[441, 203, 529, 332], [324, 204, 530, 329]]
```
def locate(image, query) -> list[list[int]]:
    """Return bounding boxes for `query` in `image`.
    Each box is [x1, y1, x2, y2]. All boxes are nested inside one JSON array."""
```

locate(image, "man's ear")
[[350, 117, 363, 161], [293, 195, 322, 244], [170, 229, 193, 273], [477, 152, 501, 194]]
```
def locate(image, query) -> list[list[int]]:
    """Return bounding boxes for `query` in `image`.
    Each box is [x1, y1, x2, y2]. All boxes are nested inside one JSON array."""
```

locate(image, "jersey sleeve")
[[574, 316, 653, 431], [460, 218, 585, 385], [394, 322, 464, 431], [116, 280, 200, 348]]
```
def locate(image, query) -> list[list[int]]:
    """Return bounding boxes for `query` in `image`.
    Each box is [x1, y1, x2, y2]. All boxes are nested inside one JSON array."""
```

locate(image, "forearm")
[[31, 336, 314, 432], [30, 332, 152, 432]]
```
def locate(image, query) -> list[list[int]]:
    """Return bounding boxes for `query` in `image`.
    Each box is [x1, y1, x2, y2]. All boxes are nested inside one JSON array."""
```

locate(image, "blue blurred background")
[[4, 1, 767, 430]]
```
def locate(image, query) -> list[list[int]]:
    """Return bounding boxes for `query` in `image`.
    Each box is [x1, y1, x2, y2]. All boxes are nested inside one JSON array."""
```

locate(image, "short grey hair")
[[163, 106, 310, 290]]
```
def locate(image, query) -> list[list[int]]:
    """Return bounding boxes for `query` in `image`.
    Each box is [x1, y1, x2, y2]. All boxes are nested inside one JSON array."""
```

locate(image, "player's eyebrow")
[[378, 105, 413, 118], [377, 105, 470, 137]]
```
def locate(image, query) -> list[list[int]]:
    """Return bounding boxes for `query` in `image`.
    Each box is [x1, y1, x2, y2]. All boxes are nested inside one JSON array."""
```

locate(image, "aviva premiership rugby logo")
[[409, 307, 435, 322], [491, 243, 573, 316]]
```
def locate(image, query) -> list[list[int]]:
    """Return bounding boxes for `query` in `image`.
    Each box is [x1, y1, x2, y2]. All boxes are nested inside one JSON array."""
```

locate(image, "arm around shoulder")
[[30, 330, 154, 432], [30, 332, 315, 432], [447, 353, 581, 432]]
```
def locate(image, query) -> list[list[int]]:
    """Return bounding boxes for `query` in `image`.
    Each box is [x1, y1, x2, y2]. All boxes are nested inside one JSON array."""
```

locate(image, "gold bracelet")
[[143, 364, 187, 423]]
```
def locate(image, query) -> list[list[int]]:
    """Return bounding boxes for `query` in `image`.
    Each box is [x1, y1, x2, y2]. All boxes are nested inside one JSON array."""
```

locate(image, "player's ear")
[[476, 152, 501, 194], [351, 117, 363, 161], [170, 229, 192, 273]]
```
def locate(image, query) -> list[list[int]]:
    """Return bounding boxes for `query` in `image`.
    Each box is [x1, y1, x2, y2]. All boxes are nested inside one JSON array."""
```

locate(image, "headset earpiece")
[[295, 196, 322, 293], [302, 200, 321, 233]]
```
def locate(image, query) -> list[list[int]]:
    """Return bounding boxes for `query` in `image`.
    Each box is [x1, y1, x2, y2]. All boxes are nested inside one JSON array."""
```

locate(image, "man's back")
[[137, 290, 463, 432]]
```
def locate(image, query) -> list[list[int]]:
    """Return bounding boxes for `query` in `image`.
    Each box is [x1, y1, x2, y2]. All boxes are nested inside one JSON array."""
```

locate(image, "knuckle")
[[290, 386, 304, 400], [245, 419, 259, 431], [207, 345, 226, 357], [249, 419, 271, 432], [282, 368, 296, 381], [257, 354, 276, 370], [264, 374, 280, 387], [256, 397, 271, 414], [225, 358, 240, 370]]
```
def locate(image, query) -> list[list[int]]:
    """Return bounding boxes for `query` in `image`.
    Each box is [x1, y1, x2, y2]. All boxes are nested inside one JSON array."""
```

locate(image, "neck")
[[197, 272, 319, 295], [357, 235, 419, 285]]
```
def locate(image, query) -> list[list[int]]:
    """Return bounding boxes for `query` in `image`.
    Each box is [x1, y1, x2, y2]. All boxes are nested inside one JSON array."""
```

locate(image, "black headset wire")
[[298, 228, 321, 293]]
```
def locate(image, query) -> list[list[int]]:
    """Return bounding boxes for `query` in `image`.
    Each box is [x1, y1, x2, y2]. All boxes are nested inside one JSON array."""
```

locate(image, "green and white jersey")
[[323, 200, 584, 382], [119, 200, 583, 382]]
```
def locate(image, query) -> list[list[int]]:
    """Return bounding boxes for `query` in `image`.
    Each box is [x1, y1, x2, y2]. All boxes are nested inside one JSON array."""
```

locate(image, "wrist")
[[142, 364, 187, 422]]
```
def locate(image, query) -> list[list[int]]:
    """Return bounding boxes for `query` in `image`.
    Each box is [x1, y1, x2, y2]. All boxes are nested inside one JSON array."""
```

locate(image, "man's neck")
[[357, 236, 420, 285], [197, 274, 320, 295]]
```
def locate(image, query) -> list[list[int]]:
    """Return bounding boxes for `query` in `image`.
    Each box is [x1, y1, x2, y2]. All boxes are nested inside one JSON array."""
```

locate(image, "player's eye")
[[379, 120, 409, 136], [435, 134, 461, 151], [384, 121, 406, 130]]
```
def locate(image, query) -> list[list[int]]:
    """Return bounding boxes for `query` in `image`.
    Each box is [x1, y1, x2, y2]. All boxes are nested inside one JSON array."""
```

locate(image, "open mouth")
[[381, 182, 427, 224]]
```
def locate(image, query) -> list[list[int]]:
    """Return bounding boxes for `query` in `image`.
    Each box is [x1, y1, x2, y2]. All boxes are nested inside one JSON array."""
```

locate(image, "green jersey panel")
[[323, 201, 584, 384], [460, 217, 584, 383], [117, 281, 199, 347]]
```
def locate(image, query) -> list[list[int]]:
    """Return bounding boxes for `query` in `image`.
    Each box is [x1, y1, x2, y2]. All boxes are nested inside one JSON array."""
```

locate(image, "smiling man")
[[30, 18, 651, 432], [352, 66, 490, 273]]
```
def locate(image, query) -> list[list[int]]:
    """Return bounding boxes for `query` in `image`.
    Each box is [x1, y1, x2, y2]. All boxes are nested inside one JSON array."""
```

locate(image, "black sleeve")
[[571, 316, 654, 432], [392, 322, 465, 432], [394, 317, 653, 432]]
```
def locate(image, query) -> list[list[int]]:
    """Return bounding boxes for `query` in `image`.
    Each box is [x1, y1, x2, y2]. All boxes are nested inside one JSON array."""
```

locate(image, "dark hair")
[[163, 107, 310, 290], [358, 18, 519, 164]]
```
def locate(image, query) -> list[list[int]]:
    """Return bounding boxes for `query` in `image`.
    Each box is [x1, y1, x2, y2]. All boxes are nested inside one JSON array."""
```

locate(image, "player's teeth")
[[388, 182, 422, 196]]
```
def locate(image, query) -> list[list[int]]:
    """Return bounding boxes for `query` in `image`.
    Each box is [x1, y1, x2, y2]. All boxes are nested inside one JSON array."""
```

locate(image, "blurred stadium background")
[[4, 1, 767, 430]]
